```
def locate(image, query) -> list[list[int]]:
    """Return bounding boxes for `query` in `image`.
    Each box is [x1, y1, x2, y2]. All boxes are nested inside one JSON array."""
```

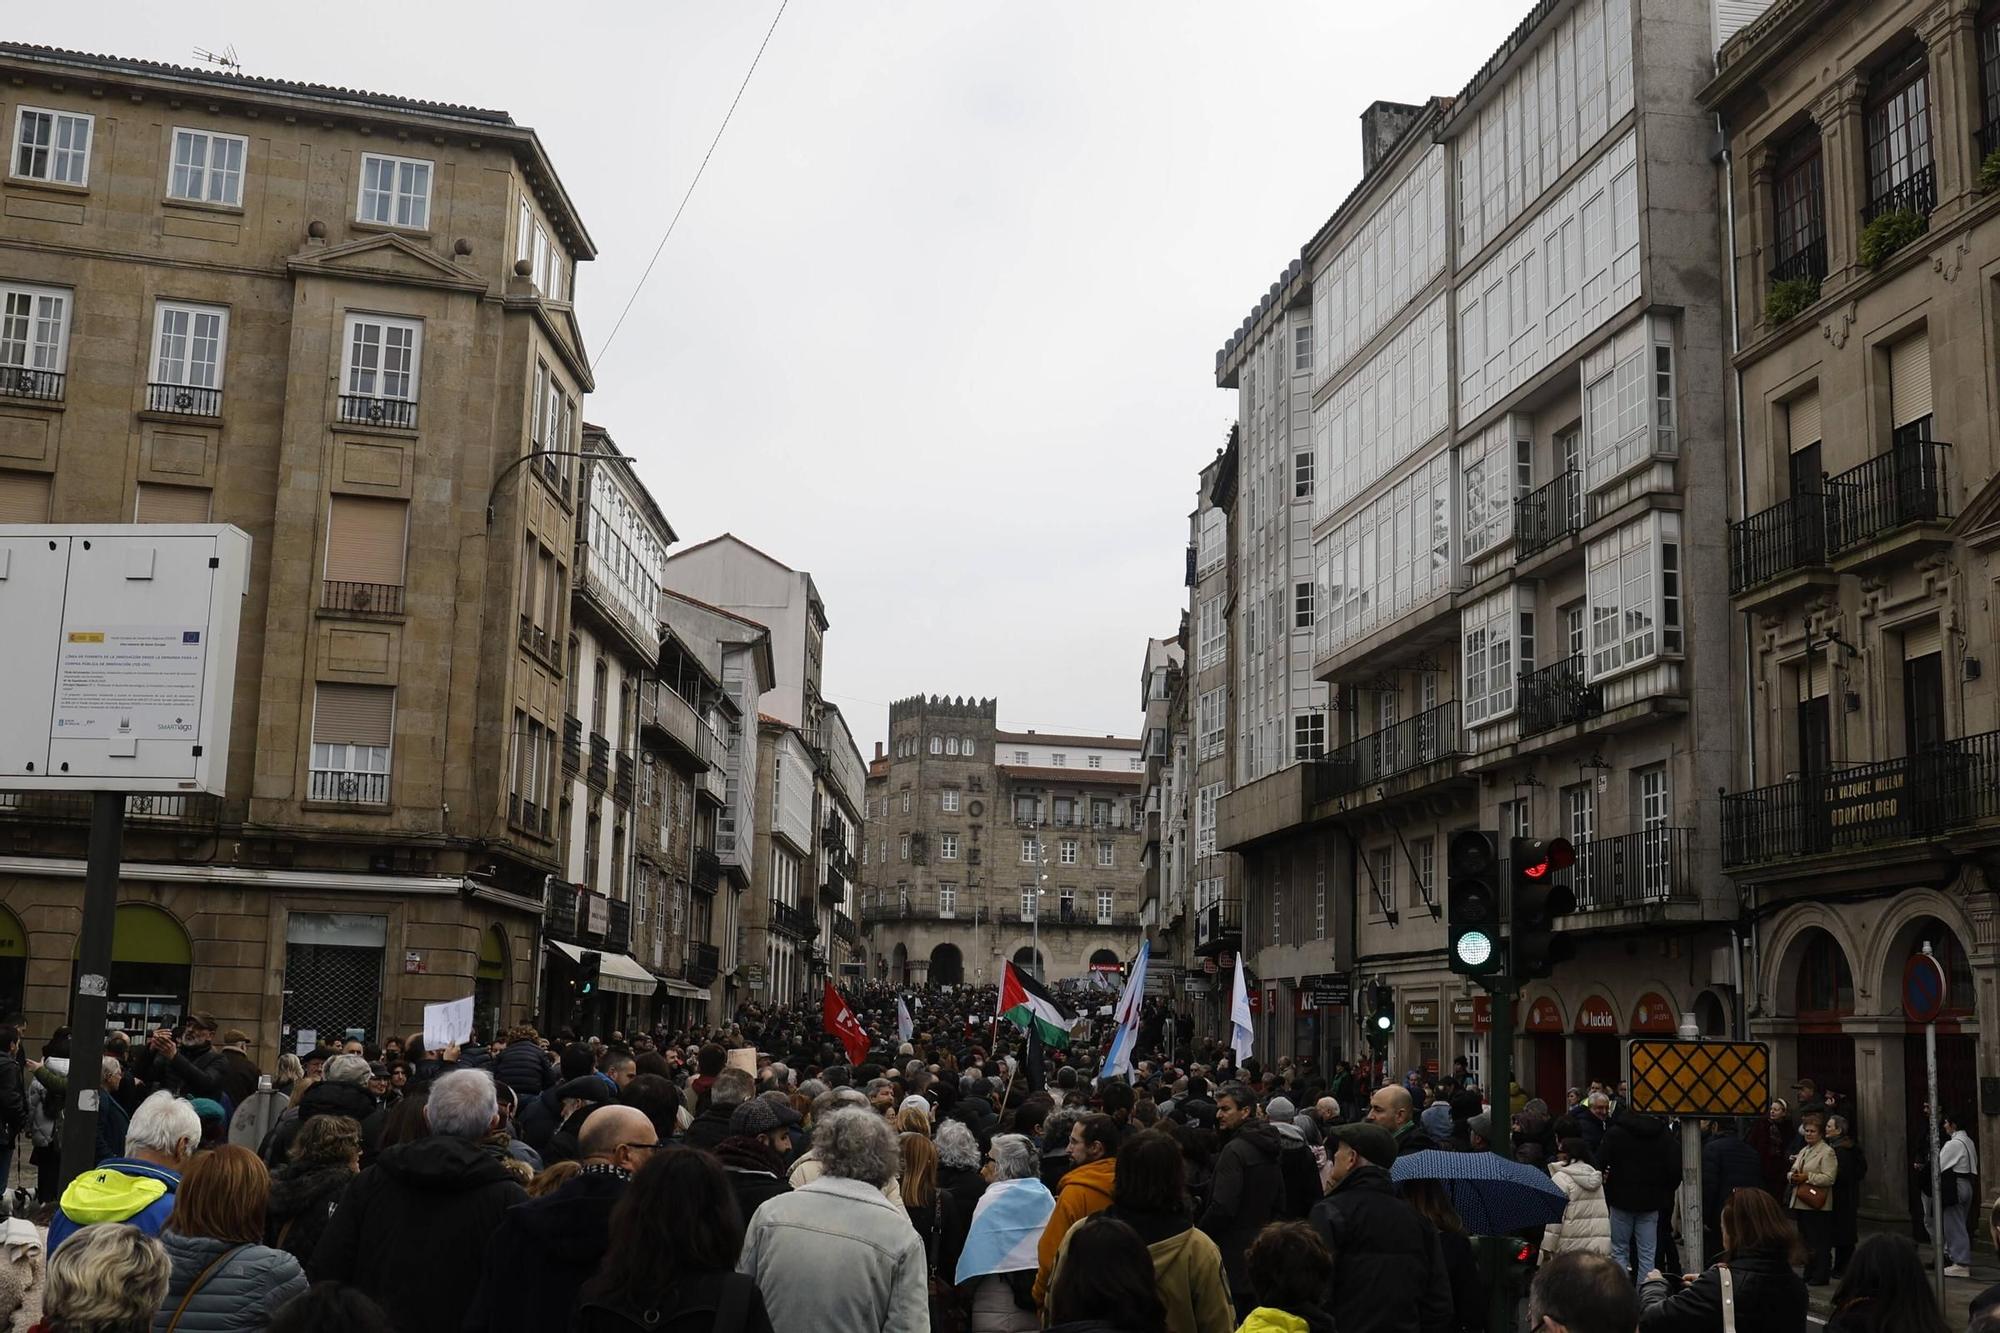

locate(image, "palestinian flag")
[[997, 961, 1073, 1048]]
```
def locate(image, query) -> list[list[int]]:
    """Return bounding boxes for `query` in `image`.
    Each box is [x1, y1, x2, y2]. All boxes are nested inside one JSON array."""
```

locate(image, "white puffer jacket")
[[1541, 1159, 1613, 1258]]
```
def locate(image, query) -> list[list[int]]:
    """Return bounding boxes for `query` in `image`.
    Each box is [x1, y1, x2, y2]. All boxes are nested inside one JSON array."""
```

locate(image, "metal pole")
[[58, 792, 123, 1189], [1488, 983, 1513, 1157], [1679, 1014, 1704, 1274], [1928, 1017, 1944, 1307]]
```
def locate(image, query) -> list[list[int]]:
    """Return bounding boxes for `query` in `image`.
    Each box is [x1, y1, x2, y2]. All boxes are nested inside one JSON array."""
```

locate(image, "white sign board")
[[0, 526, 249, 794], [423, 996, 475, 1052]]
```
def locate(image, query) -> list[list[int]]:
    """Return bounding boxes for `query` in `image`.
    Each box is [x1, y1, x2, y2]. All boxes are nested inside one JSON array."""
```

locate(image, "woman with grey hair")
[[40, 1222, 170, 1333], [954, 1134, 1054, 1332], [937, 1119, 989, 1285], [738, 1109, 928, 1333]]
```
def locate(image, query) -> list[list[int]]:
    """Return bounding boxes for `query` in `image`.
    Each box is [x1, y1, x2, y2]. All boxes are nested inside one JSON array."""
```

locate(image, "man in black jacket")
[[0, 1026, 25, 1150], [1198, 1082, 1287, 1307], [713, 1097, 799, 1222], [463, 1104, 659, 1333], [1600, 1106, 1679, 1281], [313, 1069, 530, 1333], [1699, 1117, 1765, 1258], [682, 1066, 754, 1150], [1364, 1084, 1437, 1156], [489, 1025, 557, 1105], [1309, 1122, 1452, 1333], [134, 1013, 227, 1099]]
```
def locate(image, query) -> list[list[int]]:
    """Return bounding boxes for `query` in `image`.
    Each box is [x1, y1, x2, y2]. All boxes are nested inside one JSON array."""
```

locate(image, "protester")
[[310, 1070, 528, 1332], [1578, 1091, 1613, 1160], [1938, 1108, 1978, 1278], [1307, 1122, 1451, 1333], [26, 1033, 68, 1206], [1825, 1114, 1866, 1279], [955, 1133, 1052, 1333], [1822, 1234, 1949, 1333], [1198, 1085, 1284, 1306], [713, 1099, 796, 1221], [570, 1148, 772, 1333], [0, 1190, 44, 1333], [1235, 1222, 1335, 1333], [1637, 1187, 1807, 1332], [1749, 1098, 1795, 1201], [1091, 1130, 1232, 1333], [94, 1057, 130, 1167], [1401, 1178, 1482, 1333], [263, 1282, 397, 1333], [935, 1119, 988, 1279], [264, 1115, 360, 1267], [1542, 1137, 1613, 1259], [133, 1018, 227, 1102], [463, 1104, 659, 1333], [1528, 1252, 1641, 1333], [1601, 1104, 1680, 1282], [685, 1068, 755, 1151], [1363, 1085, 1435, 1156], [1034, 1114, 1122, 1308], [39, 1222, 171, 1333], [50, 1093, 199, 1251], [737, 1108, 926, 1332], [213, 1031, 262, 1112], [152, 1144, 308, 1330], [1787, 1112, 1838, 1286], [1042, 1215, 1168, 1333], [260, 1056, 375, 1166], [1697, 1118, 1763, 1259], [901, 1129, 944, 1272]]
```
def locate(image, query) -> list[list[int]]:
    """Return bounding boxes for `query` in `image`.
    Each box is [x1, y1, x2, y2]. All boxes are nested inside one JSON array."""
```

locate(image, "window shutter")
[[325, 495, 408, 585], [312, 683, 394, 747], [135, 484, 211, 523], [1889, 335, 1932, 428], [1902, 621, 1943, 660], [1801, 655, 1830, 700], [1786, 390, 1821, 452], [0, 470, 51, 522]]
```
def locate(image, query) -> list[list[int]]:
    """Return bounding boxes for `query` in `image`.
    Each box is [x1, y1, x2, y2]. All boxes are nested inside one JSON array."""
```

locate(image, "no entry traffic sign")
[[1904, 951, 1948, 1025]]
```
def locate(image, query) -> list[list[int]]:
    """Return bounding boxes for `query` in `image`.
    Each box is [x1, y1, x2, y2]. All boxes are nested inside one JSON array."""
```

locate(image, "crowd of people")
[[0, 990, 1990, 1333]]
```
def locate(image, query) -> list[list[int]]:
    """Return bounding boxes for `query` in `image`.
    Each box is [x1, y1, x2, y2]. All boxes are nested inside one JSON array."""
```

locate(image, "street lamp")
[[1032, 884, 1047, 981]]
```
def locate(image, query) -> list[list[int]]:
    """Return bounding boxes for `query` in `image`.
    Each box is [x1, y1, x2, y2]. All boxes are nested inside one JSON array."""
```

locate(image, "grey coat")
[[738, 1175, 927, 1333], [151, 1232, 307, 1333]]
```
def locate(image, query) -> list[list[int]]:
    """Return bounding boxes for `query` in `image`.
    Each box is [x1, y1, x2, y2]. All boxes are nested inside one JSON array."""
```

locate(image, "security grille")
[[283, 943, 383, 1044]]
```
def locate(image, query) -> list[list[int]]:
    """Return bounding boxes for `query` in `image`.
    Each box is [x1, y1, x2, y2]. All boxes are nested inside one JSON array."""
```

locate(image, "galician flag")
[[997, 960, 1073, 1048], [1097, 940, 1150, 1082], [1228, 951, 1254, 1065], [896, 994, 914, 1043]]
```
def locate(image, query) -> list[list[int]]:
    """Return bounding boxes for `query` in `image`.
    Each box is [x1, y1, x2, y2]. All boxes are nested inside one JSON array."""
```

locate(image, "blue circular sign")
[[1903, 952, 1947, 1025]]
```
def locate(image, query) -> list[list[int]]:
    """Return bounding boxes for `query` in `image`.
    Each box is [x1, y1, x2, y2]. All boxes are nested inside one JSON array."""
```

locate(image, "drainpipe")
[[1719, 107, 1758, 1041]]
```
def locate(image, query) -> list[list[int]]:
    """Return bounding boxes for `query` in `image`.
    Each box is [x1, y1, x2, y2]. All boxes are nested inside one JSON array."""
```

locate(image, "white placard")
[[52, 626, 207, 738], [296, 1028, 317, 1055], [423, 996, 475, 1052]]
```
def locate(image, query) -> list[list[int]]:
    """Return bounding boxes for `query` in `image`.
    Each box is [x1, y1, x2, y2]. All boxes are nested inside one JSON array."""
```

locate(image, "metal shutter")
[[1902, 621, 1943, 660], [0, 470, 51, 522], [1890, 335, 1933, 428], [311, 683, 394, 747], [1787, 390, 1821, 452], [134, 484, 211, 523], [1801, 655, 1829, 699], [324, 495, 408, 585]]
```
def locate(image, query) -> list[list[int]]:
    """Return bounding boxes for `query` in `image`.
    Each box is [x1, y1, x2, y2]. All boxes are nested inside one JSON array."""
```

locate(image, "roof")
[[580, 426, 676, 546], [995, 764, 1143, 787], [663, 533, 828, 630], [0, 43, 595, 258], [661, 588, 768, 633], [993, 730, 1141, 750]]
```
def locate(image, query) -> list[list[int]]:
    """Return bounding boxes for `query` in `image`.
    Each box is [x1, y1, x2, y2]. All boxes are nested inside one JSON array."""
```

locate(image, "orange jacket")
[[1032, 1156, 1118, 1308]]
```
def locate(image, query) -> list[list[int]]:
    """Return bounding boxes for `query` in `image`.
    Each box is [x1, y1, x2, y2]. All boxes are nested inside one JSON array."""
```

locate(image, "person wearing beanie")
[[1421, 1100, 1456, 1147], [713, 1098, 800, 1221], [1262, 1097, 1322, 1221]]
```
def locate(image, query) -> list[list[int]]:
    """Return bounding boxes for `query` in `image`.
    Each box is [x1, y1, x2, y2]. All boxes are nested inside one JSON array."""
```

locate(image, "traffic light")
[[1509, 837, 1578, 979], [1365, 982, 1395, 1050], [577, 950, 602, 996], [1447, 829, 1502, 976]]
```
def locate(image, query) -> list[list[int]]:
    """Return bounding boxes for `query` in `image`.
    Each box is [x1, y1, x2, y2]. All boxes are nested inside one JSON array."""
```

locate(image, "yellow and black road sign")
[[1628, 1039, 1770, 1118]]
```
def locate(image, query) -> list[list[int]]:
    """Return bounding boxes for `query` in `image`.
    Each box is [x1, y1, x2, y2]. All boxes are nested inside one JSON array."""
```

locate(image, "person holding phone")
[[135, 1015, 227, 1101]]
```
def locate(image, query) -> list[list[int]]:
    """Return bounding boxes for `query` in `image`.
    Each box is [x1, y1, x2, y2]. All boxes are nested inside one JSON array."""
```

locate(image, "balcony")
[[613, 753, 635, 807], [0, 366, 63, 403], [561, 714, 582, 774], [769, 898, 817, 940], [696, 722, 728, 804], [587, 732, 610, 790], [307, 768, 388, 805], [1195, 897, 1243, 954], [1824, 440, 1952, 561], [1722, 730, 2000, 869], [1013, 908, 1141, 931], [337, 393, 418, 430], [145, 382, 221, 417], [0, 790, 222, 828], [818, 872, 846, 908], [1515, 469, 1584, 560], [692, 848, 722, 895], [1316, 700, 1464, 800], [832, 912, 861, 948], [323, 580, 405, 616], [1769, 235, 1827, 287], [516, 611, 553, 660], [1569, 827, 1698, 913], [1729, 494, 1830, 597], [639, 682, 707, 770], [1861, 161, 1935, 227], [685, 942, 720, 988], [1518, 655, 1603, 738]]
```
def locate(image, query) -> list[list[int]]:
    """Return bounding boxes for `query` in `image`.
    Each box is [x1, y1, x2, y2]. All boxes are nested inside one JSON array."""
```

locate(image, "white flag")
[[1228, 952, 1254, 1066], [1097, 941, 1150, 1082], [896, 994, 914, 1043]]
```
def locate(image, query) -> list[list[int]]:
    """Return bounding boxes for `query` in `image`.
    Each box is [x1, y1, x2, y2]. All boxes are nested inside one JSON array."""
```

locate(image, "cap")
[[730, 1098, 802, 1137], [1266, 1096, 1296, 1120], [1329, 1122, 1397, 1169], [1468, 1111, 1494, 1142]]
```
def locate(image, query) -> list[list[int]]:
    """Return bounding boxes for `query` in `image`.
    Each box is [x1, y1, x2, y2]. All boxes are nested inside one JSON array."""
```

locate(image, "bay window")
[[1199, 689, 1226, 759], [1586, 512, 1682, 679], [1462, 586, 1530, 725], [1582, 315, 1675, 491], [1462, 416, 1530, 557]]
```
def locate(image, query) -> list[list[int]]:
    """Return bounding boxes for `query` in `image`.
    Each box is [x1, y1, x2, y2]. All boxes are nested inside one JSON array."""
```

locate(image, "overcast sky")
[[24, 2, 1526, 754]]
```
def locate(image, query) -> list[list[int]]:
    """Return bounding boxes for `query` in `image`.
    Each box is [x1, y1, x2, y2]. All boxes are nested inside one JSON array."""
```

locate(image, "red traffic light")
[[1547, 837, 1577, 871], [1522, 859, 1549, 879]]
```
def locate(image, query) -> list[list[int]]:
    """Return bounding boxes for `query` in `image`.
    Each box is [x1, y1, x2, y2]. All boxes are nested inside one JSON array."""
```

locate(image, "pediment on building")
[[1952, 470, 2000, 552], [287, 233, 488, 295]]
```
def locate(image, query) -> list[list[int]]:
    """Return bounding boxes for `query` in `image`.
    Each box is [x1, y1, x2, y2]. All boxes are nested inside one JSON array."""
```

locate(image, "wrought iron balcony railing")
[[0, 790, 222, 826], [587, 732, 610, 789], [1515, 469, 1584, 559], [1570, 827, 1697, 912], [323, 580, 404, 615], [307, 768, 389, 804], [1518, 654, 1604, 737], [1730, 494, 1828, 594], [1861, 162, 1936, 225], [1824, 440, 1951, 555], [0, 366, 63, 402], [145, 382, 222, 416], [337, 393, 419, 429], [561, 714, 582, 774], [1316, 700, 1463, 799], [1769, 235, 1827, 286], [693, 849, 722, 895]]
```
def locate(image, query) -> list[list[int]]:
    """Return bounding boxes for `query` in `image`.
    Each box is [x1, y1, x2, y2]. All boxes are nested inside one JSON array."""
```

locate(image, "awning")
[[659, 978, 706, 999], [548, 940, 657, 997]]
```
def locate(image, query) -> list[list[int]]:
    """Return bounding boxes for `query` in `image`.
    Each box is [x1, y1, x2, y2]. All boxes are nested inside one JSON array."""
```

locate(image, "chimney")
[[1360, 100, 1427, 174], [874, 742, 884, 761]]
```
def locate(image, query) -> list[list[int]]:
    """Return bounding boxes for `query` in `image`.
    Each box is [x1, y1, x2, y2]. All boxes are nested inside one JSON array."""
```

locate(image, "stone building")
[[1701, 0, 2000, 1217], [0, 43, 593, 1059], [862, 696, 1147, 987]]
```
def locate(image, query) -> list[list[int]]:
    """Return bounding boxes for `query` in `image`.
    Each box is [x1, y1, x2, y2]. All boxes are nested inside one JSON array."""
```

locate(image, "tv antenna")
[[192, 45, 242, 73]]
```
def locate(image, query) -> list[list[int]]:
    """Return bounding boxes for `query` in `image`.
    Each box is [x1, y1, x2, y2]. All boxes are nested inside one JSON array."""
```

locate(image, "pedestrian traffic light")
[[1447, 829, 1502, 976], [1365, 982, 1395, 1050], [1509, 837, 1577, 980], [578, 950, 602, 996]]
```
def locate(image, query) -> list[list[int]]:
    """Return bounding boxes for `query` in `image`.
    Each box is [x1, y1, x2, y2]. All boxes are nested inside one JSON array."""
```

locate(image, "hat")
[[368, 1062, 390, 1078], [1266, 1096, 1296, 1120], [729, 1098, 802, 1137], [900, 1094, 931, 1116], [1329, 1122, 1397, 1169], [1468, 1111, 1495, 1142]]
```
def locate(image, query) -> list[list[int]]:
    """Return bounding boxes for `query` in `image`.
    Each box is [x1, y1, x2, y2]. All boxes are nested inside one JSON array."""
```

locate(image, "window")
[[310, 683, 393, 804], [1500, 799, 1531, 840], [1414, 837, 1435, 908], [1587, 512, 1681, 678], [1314, 867, 1327, 939], [1060, 839, 1078, 866], [941, 789, 959, 813], [1462, 587, 1522, 724], [1196, 783, 1221, 856], [1583, 318, 1676, 491], [151, 303, 227, 405], [0, 282, 70, 387], [961, 739, 978, 760], [901, 791, 911, 814], [1021, 837, 1039, 864], [357, 152, 433, 228], [939, 833, 958, 861], [1087, 754, 1102, 769], [1771, 131, 1826, 281], [1371, 848, 1397, 916], [898, 834, 910, 862], [930, 734, 942, 755], [938, 883, 957, 918], [1199, 689, 1226, 759], [1563, 601, 1587, 660], [1021, 891, 1038, 922], [1198, 596, 1227, 668], [1197, 507, 1228, 575], [1013, 794, 1039, 822], [1288, 581, 1314, 631], [1091, 798, 1111, 827], [1097, 840, 1114, 867], [1293, 713, 1325, 760], [1294, 450, 1315, 500], [134, 484, 211, 522], [1014, 750, 1030, 764], [324, 495, 409, 597], [1904, 624, 1946, 754], [1097, 889, 1115, 924], [1129, 757, 1143, 770], [168, 129, 246, 206], [1635, 765, 1669, 829], [1313, 451, 1454, 658], [1050, 753, 1066, 767], [1293, 323, 1314, 373], [1462, 417, 1524, 556], [12, 107, 92, 185], [1864, 51, 1934, 216], [1564, 781, 1596, 844], [342, 315, 422, 406]]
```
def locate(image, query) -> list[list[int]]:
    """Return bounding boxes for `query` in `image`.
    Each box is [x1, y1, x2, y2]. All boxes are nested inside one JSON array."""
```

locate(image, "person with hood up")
[[1033, 1114, 1121, 1310], [1308, 1122, 1453, 1333], [1082, 1130, 1231, 1333], [49, 1092, 199, 1251], [1600, 1104, 1681, 1282], [1041, 1214, 1169, 1333], [1698, 1118, 1764, 1261], [1541, 1137, 1613, 1259], [150, 1145, 308, 1332], [309, 1070, 529, 1333], [712, 1098, 797, 1222], [0, 1189, 44, 1332], [264, 1114, 360, 1267], [1260, 1098, 1322, 1220], [260, 1055, 376, 1166], [1637, 1186, 1808, 1333], [955, 1133, 1053, 1333], [1234, 1222, 1335, 1333], [1421, 1101, 1456, 1151], [1197, 1085, 1285, 1307]]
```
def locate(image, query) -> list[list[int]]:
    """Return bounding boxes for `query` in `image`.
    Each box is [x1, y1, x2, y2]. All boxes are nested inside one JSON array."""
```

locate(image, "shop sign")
[[1251, 987, 1270, 1015], [1311, 981, 1349, 1008], [403, 951, 427, 975], [586, 894, 610, 935], [1576, 994, 1618, 1032], [1404, 999, 1438, 1028], [1630, 991, 1678, 1034], [1184, 975, 1213, 993], [1526, 996, 1565, 1033], [1450, 995, 1492, 1032]]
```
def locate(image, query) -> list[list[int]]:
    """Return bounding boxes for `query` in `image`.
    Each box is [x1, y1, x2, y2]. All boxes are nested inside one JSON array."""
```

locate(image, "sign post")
[[1675, 1015, 1705, 1273], [1628, 1034, 1773, 1275], [1904, 945, 1948, 1307]]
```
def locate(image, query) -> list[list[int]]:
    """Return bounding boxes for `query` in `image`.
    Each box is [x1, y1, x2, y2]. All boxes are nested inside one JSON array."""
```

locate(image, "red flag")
[[823, 981, 871, 1065]]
